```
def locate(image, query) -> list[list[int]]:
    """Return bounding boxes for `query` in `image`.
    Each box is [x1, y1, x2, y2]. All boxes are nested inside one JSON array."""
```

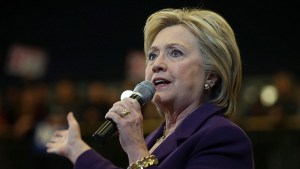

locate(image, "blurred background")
[[0, 0, 299, 169]]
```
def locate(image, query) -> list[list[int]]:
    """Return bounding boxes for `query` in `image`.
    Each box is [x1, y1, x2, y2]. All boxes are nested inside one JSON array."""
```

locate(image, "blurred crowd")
[[0, 49, 160, 169], [244, 71, 300, 116]]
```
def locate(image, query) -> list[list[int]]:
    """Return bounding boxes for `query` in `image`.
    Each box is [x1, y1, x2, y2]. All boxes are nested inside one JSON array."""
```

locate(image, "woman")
[[47, 8, 255, 169]]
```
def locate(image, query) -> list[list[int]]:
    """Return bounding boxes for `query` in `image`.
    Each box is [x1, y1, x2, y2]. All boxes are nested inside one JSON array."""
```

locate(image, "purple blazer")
[[74, 103, 254, 169]]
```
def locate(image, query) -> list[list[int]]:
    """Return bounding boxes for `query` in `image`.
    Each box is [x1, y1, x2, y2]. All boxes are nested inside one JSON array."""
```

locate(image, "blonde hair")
[[144, 8, 242, 116]]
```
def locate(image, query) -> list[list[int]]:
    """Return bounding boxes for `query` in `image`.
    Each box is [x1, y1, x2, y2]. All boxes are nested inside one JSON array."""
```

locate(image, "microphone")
[[92, 80, 155, 145]]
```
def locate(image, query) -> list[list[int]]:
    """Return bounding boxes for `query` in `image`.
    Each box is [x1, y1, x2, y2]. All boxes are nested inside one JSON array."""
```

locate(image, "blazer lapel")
[[146, 102, 224, 161]]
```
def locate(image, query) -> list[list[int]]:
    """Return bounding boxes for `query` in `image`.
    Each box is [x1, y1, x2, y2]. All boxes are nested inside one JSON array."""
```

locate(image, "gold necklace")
[[155, 105, 198, 144], [156, 125, 174, 143]]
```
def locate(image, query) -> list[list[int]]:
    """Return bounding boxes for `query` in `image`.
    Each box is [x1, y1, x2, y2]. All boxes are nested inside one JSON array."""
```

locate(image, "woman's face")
[[145, 25, 206, 109]]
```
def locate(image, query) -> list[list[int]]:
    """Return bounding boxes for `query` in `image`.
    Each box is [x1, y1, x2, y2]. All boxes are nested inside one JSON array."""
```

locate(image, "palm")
[[47, 113, 81, 157]]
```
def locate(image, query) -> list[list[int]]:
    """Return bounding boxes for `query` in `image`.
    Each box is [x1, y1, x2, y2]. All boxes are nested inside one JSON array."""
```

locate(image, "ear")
[[205, 72, 218, 88]]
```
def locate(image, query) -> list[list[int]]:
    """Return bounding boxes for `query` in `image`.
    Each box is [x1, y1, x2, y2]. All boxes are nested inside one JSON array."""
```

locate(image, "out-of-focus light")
[[260, 85, 278, 107]]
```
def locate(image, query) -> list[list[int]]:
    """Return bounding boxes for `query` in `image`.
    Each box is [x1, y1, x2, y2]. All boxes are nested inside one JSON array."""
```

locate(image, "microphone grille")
[[133, 80, 155, 104]]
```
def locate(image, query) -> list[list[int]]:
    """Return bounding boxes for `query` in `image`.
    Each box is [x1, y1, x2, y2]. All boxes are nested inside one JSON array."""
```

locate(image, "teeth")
[[154, 79, 165, 85]]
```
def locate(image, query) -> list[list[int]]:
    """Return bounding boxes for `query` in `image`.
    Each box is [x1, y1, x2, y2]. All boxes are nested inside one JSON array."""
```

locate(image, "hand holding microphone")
[[92, 80, 155, 145]]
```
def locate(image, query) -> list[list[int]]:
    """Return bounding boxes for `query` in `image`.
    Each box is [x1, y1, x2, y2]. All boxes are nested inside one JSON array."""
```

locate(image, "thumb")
[[67, 112, 80, 132]]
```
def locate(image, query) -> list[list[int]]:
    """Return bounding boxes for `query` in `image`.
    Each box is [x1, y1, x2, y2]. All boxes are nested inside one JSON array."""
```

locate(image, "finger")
[[49, 137, 60, 143], [54, 130, 67, 137], [107, 107, 131, 119], [67, 112, 80, 131], [46, 142, 56, 150], [46, 145, 61, 154], [121, 98, 142, 118], [120, 108, 131, 117], [46, 141, 66, 155], [123, 97, 140, 109], [106, 104, 128, 119], [115, 100, 134, 117], [105, 111, 123, 122], [46, 142, 59, 153], [108, 105, 124, 114]]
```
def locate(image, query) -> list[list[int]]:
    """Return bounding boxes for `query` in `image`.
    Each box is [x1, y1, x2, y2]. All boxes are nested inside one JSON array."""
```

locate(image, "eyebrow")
[[149, 43, 186, 51]]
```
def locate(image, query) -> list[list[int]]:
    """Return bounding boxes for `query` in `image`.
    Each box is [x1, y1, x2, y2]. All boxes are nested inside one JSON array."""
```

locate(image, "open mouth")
[[153, 78, 171, 86]]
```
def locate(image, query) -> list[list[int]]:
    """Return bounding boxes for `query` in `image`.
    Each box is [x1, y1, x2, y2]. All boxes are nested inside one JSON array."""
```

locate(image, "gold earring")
[[204, 83, 210, 90]]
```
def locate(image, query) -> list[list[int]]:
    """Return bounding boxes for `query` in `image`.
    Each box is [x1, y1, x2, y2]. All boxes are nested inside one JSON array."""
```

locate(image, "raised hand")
[[46, 112, 90, 164]]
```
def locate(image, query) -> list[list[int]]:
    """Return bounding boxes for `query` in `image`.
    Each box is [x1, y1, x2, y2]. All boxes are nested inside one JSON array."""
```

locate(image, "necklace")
[[150, 125, 176, 153], [156, 125, 175, 143]]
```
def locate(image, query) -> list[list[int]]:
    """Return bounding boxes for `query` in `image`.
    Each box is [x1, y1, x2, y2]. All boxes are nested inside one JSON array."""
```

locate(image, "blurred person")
[[0, 82, 22, 169], [123, 49, 147, 89], [267, 71, 298, 116], [48, 78, 82, 119], [46, 8, 254, 169], [11, 81, 49, 139], [0, 93, 10, 168], [0, 83, 22, 137], [1, 81, 50, 169], [0, 93, 8, 136], [296, 81, 300, 114], [80, 81, 117, 136]]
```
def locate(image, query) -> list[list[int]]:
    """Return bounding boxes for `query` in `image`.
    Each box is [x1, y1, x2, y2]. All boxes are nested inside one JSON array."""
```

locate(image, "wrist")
[[68, 140, 91, 164], [126, 143, 149, 163]]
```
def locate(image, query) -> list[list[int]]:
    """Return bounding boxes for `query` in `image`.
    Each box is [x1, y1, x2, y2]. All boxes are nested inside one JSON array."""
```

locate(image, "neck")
[[164, 102, 202, 131]]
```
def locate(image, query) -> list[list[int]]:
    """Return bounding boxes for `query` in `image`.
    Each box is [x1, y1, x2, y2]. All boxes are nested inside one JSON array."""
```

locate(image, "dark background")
[[0, 0, 299, 82], [1, 1, 300, 169]]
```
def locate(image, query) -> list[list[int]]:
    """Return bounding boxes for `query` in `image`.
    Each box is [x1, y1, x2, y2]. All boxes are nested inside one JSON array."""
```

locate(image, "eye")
[[170, 49, 183, 57], [148, 52, 158, 61]]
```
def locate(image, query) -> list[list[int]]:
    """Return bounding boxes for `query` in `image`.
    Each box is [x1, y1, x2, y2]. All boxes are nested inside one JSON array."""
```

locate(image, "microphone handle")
[[92, 120, 117, 145], [92, 93, 143, 145]]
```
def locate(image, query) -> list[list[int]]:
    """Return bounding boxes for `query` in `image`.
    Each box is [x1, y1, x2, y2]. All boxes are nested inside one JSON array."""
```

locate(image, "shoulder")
[[193, 114, 253, 154], [187, 115, 254, 168]]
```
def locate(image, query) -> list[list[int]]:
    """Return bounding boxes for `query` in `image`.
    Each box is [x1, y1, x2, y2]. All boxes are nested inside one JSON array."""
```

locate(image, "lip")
[[152, 77, 171, 88]]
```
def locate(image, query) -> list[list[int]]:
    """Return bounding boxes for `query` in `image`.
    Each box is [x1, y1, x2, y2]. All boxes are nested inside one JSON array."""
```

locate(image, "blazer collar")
[[146, 102, 224, 160]]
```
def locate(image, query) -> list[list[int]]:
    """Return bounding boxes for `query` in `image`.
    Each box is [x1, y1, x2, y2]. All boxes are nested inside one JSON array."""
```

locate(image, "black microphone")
[[92, 80, 155, 145]]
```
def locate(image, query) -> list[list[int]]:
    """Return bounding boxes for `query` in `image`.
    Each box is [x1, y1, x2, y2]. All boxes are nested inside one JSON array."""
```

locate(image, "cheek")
[[180, 65, 205, 87], [177, 63, 202, 80]]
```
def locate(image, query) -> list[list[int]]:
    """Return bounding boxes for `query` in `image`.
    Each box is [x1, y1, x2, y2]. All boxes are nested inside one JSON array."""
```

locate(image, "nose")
[[152, 55, 167, 73]]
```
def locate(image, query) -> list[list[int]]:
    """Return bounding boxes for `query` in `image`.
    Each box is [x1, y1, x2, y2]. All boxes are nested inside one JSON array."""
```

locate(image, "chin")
[[153, 93, 173, 106]]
